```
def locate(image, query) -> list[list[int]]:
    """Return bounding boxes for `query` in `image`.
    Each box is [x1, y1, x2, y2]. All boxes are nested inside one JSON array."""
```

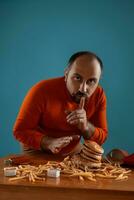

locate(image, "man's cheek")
[[71, 86, 77, 94], [88, 87, 97, 97]]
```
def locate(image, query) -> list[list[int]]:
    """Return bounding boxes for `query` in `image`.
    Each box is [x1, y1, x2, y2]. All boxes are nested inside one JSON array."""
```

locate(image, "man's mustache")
[[73, 91, 88, 97]]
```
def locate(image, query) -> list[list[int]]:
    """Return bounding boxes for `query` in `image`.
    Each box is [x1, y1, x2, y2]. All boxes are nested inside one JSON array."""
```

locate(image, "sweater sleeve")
[[89, 89, 108, 145], [13, 82, 80, 152], [13, 83, 45, 150]]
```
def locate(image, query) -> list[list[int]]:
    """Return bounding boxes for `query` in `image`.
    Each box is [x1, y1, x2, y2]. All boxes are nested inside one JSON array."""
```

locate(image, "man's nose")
[[79, 81, 87, 93]]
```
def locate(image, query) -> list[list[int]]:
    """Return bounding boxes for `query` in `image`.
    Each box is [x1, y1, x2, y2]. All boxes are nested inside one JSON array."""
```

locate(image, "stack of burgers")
[[79, 141, 104, 168], [71, 141, 104, 169]]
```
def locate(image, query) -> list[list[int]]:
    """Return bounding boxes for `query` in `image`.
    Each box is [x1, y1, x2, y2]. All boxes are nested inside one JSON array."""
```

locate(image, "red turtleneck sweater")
[[13, 77, 108, 154]]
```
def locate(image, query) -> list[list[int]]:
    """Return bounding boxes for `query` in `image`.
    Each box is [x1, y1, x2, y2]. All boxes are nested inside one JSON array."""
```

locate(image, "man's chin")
[[70, 95, 80, 103], [74, 98, 81, 104]]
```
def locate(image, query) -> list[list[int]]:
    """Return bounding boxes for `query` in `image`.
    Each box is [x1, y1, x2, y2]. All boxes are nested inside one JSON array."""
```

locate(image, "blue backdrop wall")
[[0, 0, 134, 156]]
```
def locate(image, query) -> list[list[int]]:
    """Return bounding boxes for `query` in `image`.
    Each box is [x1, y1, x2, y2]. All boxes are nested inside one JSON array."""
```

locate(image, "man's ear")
[[100, 71, 103, 80], [64, 67, 69, 82]]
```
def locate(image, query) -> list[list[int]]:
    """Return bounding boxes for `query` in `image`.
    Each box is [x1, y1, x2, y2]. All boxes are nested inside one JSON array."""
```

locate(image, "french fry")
[[86, 177, 96, 182], [70, 172, 93, 177], [7, 153, 131, 183], [79, 176, 84, 181], [96, 173, 116, 178], [116, 175, 128, 180], [9, 176, 26, 181]]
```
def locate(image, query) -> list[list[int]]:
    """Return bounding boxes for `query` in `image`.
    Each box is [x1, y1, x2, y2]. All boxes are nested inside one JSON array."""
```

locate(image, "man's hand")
[[41, 136, 79, 154], [66, 108, 95, 139], [66, 108, 88, 132]]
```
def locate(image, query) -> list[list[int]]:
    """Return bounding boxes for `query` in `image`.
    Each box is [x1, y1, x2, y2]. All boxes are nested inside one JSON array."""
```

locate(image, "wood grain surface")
[[0, 154, 134, 200]]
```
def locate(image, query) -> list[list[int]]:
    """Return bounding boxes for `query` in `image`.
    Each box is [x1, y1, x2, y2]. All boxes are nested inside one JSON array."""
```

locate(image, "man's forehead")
[[70, 55, 101, 75], [74, 55, 99, 67]]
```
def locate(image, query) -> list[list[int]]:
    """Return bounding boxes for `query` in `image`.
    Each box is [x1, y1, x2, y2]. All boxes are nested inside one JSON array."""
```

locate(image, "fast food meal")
[[5, 141, 131, 182]]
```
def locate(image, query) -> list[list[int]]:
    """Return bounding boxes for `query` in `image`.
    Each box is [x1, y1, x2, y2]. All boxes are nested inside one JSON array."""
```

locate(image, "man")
[[13, 51, 108, 155]]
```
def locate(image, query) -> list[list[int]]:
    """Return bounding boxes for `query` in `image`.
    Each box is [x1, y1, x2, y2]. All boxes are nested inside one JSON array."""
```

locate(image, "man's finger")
[[71, 135, 80, 140], [54, 140, 71, 151], [68, 119, 82, 125], [61, 136, 73, 140], [66, 110, 84, 119], [59, 136, 72, 143], [61, 141, 71, 148], [51, 135, 79, 153], [52, 148, 60, 154], [56, 137, 72, 147], [67, 114, 84, 122], [79, 97, 85, 109]]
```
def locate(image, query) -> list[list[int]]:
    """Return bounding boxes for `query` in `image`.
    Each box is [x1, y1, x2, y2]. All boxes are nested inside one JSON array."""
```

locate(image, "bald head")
[[68, 51, 103, 71]]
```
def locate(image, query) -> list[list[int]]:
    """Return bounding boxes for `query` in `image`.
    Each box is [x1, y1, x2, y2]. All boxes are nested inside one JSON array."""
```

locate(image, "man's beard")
[[71, 91, 88, 103]]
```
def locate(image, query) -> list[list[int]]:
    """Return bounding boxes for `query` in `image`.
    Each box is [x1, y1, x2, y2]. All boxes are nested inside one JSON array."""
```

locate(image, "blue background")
[[0, 0, 134, 157]]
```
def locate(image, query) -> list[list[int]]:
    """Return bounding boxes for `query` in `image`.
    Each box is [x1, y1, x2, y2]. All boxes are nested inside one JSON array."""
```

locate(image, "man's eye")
[[74, 76, 81, 81], [88, 79, 96, 85]]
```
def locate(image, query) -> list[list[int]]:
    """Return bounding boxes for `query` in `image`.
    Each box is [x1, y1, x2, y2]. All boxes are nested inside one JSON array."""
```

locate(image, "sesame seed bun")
[[84, 141, 104, 154]]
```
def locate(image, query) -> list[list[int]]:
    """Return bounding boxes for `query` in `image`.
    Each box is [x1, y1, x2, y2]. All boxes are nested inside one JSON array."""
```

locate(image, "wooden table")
[[0, 154, 134, 200]]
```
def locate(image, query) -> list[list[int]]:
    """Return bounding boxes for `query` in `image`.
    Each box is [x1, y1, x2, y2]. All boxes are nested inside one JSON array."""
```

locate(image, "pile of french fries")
[[61, 156, 131, 181], [9, 161, 59, 182], [8, 156, 131, 182]]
